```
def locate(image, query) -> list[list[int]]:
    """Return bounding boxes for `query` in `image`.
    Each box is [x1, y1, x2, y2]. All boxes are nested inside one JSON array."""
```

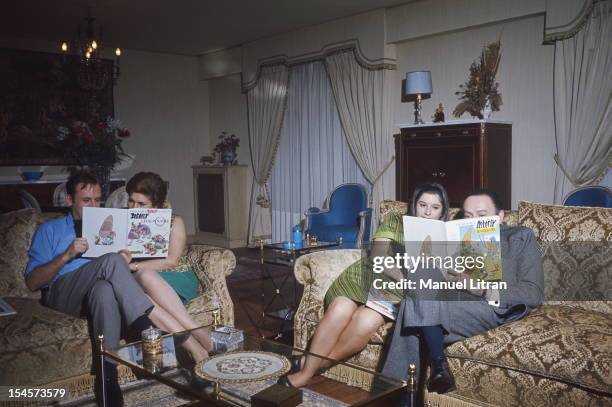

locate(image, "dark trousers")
[[43, 253, 153, 352]]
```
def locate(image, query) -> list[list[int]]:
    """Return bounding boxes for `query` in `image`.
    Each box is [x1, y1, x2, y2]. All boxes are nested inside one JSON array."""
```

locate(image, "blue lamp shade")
[[405, 71, 433, 95]]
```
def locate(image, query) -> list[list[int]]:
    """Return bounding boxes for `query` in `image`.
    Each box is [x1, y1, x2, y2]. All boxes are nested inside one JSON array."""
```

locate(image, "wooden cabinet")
[[192, 165, 248, 248], [395, 120, 511, 209]]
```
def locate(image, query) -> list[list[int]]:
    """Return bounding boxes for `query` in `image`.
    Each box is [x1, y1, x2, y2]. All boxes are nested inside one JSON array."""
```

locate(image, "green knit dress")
[[324, 213, 405, 307]]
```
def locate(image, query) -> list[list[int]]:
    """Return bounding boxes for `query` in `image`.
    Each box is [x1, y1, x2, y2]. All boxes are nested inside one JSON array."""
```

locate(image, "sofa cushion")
[[0, 209, 42, 299], [518, 201, 612, 314], [446, 304, 612, 396], [441, 358, 611, 407], [0, 297, 89, 353]]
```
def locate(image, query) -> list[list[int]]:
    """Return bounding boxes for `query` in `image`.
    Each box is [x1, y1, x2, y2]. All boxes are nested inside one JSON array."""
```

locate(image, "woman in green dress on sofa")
[[125, 172, 212, 364], [282, 182, 450, 388]]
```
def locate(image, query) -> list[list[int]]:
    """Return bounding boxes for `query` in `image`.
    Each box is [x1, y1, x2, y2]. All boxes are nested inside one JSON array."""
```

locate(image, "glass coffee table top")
[[104, 326, 405, 406], [263, 240, 340, 253]]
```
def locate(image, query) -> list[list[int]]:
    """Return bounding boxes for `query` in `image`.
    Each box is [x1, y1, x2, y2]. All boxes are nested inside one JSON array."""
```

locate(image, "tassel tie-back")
[[554, 154, 579, 186], [256, 194, 271, 208], [368, 156, 395, 205], [255, 182, 271, 208]]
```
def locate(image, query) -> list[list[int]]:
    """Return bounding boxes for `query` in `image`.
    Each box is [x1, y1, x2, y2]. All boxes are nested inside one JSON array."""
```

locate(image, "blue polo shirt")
[[25, 213, 91, 288]]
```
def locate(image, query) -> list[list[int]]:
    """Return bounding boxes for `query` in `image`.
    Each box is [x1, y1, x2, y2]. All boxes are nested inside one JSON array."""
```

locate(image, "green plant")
[[453, 40, 503, 119]]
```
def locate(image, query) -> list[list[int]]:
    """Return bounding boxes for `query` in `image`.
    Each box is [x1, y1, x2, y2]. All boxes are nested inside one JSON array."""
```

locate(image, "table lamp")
[[404, 71, 432, 124]]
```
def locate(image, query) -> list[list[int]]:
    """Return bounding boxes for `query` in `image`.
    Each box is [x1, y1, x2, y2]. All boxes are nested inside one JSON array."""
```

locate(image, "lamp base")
[[413, 96, 424, 125]]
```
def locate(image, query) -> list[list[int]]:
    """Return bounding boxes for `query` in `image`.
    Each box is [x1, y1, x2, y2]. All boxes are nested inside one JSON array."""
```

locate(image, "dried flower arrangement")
[[453, 40, 503, 119]]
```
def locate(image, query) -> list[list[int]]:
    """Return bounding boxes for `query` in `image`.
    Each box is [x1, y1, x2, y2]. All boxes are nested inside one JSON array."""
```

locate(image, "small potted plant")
[[213, 131, 240, 165]]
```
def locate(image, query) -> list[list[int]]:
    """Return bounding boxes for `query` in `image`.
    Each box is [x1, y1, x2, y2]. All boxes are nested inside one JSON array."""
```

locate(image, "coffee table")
[[99, 325, 408, 406]]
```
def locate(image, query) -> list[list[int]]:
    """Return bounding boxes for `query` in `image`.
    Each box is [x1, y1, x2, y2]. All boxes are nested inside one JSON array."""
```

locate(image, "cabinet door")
[[196, 173, 225, 234], [400, 135, 479, 207]]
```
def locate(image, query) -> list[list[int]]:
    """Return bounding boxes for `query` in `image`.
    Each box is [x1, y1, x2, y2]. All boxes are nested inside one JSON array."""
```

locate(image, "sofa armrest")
[[186, 244, 236, 328], [293, 249, 361, 350]]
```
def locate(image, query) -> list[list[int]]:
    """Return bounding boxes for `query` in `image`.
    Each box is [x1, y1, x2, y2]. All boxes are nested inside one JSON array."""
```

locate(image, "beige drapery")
[[553, 0, 612, 202], [246, 65, 289, 245], [325, 50, 395, 227]]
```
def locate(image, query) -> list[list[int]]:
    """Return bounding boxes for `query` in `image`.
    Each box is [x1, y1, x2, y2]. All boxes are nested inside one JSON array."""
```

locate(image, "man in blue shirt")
[[25, 170, 157, 406]]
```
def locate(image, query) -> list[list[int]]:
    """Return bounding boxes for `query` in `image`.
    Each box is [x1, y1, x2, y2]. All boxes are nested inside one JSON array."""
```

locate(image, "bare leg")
[[288, 297, 357, 387], [289, 306, 384, 387], [325, 306, 384, 363], [136, 269, 212, 351], [147, 297, 209, 363]]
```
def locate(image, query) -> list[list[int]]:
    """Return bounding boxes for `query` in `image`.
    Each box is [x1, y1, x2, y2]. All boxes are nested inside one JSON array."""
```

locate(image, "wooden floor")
[[226, 247, 403, 406]]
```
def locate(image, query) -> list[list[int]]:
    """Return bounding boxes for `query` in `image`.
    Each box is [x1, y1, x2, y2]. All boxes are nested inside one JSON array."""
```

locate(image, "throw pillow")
[[518, 201, 612, 314]]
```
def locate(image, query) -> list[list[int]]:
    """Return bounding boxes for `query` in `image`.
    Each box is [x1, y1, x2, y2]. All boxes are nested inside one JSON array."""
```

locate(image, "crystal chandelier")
[[61, 10, 122, 90]]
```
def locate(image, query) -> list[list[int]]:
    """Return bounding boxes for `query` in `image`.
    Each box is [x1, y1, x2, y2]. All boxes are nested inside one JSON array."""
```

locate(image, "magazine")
[[0, 297, 17, 317], [82, 207, 172, 258], [365, 216, 502, 319]]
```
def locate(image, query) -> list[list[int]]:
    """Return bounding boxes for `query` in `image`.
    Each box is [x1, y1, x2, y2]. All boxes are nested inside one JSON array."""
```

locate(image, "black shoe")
[[94, 362, 124, 407], [277, 374, 295, 387], [427, 358, 456, 394]]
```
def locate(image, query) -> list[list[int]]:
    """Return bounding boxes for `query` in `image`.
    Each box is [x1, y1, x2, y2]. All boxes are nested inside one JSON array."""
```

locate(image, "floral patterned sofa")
[[293, 200, 611, 406], [0, 208, 236, 399]]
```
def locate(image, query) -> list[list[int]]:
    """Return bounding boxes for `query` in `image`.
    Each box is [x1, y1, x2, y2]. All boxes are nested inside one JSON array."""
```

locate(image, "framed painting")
[[0, 48, 114, 165]]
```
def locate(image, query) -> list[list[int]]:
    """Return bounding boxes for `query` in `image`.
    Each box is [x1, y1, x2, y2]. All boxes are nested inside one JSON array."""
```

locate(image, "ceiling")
[[1, 0, 413, 56]]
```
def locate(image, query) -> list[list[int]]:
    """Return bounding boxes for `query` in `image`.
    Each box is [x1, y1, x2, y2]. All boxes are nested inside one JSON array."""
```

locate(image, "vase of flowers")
[[453, 40, 503, 119], [213, 132, 240, 166], [60, 116, 130, 198]]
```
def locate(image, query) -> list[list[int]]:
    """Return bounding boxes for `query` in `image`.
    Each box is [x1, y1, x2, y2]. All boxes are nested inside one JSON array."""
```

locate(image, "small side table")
[[259, 240, 340, 339]]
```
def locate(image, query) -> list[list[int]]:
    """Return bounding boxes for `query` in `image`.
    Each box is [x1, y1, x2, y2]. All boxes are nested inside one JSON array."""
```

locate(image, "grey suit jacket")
[[381, 225, 544, 380]]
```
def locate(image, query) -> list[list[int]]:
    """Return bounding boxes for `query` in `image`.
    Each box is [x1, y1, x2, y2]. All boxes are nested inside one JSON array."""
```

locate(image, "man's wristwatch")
[[133, 262, 139, 271]]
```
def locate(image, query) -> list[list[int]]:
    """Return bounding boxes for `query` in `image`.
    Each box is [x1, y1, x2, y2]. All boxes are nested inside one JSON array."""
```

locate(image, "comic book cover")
[[126, 208, 172, 257], [445, 216, 502, 281], [82, 208, 172, 258]]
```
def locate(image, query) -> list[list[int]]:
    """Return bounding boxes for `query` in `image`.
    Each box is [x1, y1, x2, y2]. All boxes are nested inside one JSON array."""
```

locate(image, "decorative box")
[[211, 326, 244, 353], [251, 384, 303, 407]]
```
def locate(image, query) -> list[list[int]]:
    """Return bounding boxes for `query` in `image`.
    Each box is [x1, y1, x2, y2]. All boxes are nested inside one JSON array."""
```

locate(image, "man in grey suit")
[[381, 190, 544, 406], [25, 170, 159, 406]]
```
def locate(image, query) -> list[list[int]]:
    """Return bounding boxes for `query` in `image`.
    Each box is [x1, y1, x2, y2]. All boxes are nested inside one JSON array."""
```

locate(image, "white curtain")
[[553, 0, 612, 202], [247, 65, 289, 245], [270, 62, 369, 242], [325, 50, 395, 227]]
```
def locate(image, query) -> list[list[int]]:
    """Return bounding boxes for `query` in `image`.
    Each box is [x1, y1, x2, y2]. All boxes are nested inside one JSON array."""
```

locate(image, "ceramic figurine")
[[433, 103, 445, 123]]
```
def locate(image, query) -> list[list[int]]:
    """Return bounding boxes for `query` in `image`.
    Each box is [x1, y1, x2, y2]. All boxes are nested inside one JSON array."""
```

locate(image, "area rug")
[[59, 370, 346, 406], [59, 373, 193, 407], [220, 379, 349, 407]]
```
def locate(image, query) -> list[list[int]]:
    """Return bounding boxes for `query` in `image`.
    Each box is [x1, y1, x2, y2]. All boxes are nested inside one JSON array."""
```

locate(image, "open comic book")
[[82, 207, 172, 258], [365, 215, 502, 319]]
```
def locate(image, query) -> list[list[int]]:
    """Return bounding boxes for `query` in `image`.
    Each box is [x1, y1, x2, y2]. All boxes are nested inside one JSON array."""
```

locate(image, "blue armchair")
[[303, 183, 371, 249], [563, 186, 612, 208]]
